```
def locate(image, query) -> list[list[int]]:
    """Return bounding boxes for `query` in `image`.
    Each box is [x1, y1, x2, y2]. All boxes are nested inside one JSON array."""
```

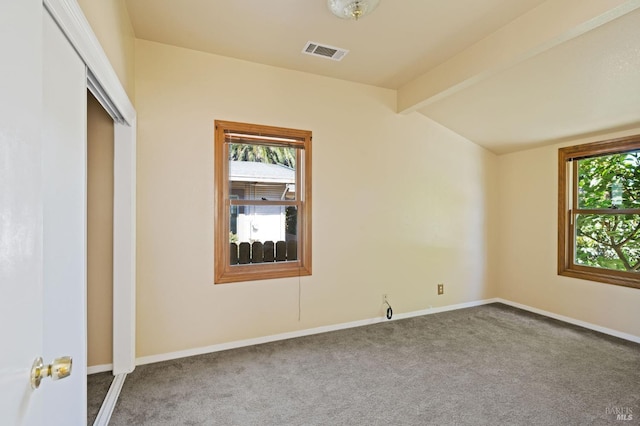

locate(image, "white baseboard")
[[135, 297, 639, 368], [136, 298, 498, 366], [393, 298, 500, 320], [496, 298, 640, 344], [93, 373, 126, 426], [87, 363, 113, 375]]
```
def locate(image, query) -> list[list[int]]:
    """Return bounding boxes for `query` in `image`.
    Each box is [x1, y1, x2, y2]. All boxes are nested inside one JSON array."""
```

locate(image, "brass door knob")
[[30, 356, 73, 389]]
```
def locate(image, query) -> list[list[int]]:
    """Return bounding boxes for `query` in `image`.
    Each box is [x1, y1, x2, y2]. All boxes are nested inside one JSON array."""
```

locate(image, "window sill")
[[559, 266, 640, 290], [214, 262, 311, 284]]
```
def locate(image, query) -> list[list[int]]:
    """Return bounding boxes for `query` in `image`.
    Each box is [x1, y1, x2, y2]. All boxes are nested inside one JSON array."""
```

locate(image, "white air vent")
[[302, 41, 349, 61]]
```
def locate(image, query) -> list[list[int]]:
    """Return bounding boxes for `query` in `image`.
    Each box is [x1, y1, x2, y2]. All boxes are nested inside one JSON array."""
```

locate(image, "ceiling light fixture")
[[328, 0, 380, 20]]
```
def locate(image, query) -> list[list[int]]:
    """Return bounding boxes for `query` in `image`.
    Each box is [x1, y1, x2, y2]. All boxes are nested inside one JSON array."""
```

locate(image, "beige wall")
[[496, 129, 640, 337], [77, 0, 135, 100], [78, 1, 639, 360], [87, 93, 114, 367], [134, 39, 499, 358]]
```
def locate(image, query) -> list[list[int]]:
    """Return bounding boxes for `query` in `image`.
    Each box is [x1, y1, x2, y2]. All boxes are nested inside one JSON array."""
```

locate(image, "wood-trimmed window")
[[558, 135, 640, 289], [214, 120, 312, 284]]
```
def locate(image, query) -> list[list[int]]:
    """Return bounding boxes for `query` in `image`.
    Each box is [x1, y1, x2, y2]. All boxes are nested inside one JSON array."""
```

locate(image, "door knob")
[[30, 356, 73, 389]]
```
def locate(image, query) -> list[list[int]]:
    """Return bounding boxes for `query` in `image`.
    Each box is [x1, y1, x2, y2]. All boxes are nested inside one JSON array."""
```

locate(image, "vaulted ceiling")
[[125, 0, 640, 153]]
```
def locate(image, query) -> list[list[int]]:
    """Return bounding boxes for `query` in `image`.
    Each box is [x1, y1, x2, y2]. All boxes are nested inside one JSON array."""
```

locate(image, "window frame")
[[214, 120, 312, 284], [558, 134, 640, 289]]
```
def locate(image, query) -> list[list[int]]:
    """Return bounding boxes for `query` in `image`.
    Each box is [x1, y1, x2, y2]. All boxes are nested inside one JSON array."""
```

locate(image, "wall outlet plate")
[[437, 284, 444, 295]]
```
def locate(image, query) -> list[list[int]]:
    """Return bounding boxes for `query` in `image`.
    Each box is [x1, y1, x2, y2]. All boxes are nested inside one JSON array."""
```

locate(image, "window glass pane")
[[577, 151, 640, 209], [574, 213, 640, 272], [228, 143, 297, 201], [229, 205, 298, 265]]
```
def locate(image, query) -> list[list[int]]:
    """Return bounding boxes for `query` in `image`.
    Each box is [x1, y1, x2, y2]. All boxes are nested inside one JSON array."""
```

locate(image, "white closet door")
[[42, 8, 88, 425], [0, 1, 45, 424]]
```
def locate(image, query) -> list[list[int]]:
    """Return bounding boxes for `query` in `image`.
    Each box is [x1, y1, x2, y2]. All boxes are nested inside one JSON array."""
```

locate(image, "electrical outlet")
[[437, 284, 444, 295]]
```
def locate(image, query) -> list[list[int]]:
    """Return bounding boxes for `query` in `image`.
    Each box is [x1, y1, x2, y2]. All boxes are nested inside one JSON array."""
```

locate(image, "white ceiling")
[[125, 0, 640, 154], [420, 6, 640, 153]]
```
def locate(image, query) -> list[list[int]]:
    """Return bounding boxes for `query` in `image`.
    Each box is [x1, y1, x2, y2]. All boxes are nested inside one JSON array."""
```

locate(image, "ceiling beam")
[[397, 0, 640, 114]]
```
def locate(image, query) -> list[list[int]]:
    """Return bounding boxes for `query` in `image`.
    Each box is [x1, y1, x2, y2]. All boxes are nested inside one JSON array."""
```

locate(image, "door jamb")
[[44, 0, 136, 375]]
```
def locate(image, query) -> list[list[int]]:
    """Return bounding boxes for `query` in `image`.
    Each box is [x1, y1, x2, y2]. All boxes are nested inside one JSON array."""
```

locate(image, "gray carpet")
[[87, 371, 113, 425], [109, 304, 639, 425]]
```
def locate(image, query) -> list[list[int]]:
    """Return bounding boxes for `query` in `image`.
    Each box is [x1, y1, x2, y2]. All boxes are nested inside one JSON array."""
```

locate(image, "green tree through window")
[[559, 135, 640, 289], [576, 151, 640, 271], [229, 143, 296, 169]]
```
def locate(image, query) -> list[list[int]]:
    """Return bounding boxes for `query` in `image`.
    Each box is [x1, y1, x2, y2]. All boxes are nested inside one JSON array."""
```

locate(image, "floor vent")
[[302, 41, 349, 61]]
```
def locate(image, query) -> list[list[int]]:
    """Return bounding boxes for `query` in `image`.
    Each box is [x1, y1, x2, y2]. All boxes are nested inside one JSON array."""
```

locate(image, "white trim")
[[392, 298, 500, 320], [136, 297, 640, 367], [43, 0, 137, 376], [113, 119, 137, 375], [43, 0, 135, 125], [136, 299, 498, 366], [93, 373, 127, 426], [496, 298, 640, 344], [87, 364, 113, 375], [87, 70, 124, 123]]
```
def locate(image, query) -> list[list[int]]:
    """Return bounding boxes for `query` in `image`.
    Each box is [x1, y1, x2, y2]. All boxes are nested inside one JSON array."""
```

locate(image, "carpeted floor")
[[87, 371, 113, 425], [109, 303, 640, 425]]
